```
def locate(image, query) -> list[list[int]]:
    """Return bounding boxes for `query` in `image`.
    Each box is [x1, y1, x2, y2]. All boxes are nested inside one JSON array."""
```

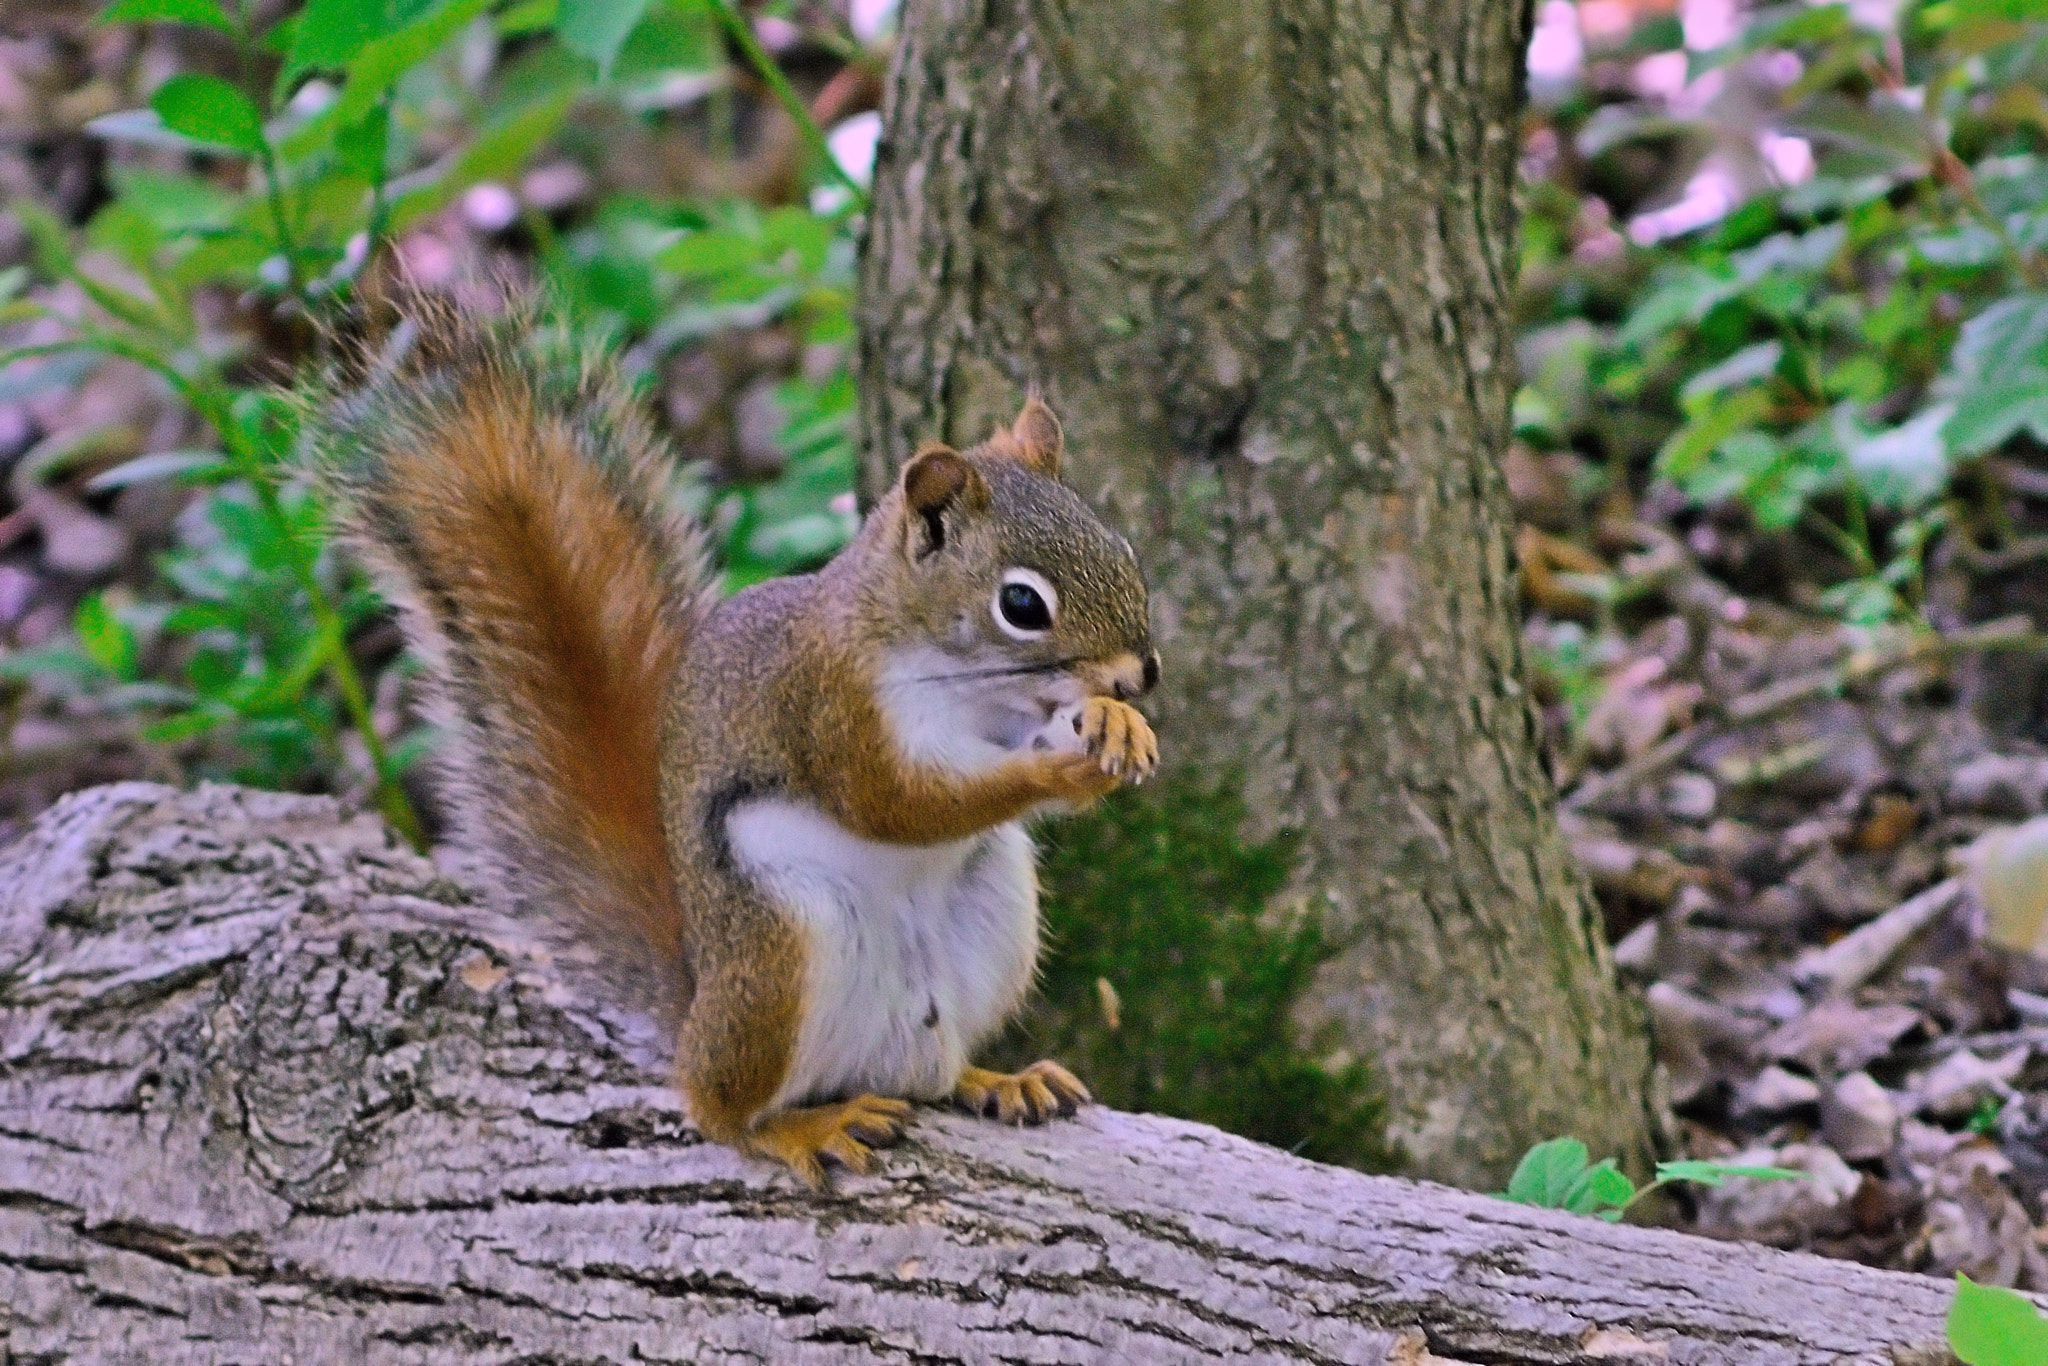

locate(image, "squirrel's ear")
[[1006, 395, 1064, 479], [900, 445, 989, 559]]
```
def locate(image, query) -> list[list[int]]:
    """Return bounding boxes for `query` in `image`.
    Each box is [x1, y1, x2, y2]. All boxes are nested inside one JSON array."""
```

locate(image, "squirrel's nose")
[[1110, 650, 1160, 701]]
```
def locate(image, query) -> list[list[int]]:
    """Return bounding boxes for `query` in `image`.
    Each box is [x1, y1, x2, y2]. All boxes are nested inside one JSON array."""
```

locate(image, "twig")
[[706, 0, 868, 208], [1897, 1024, 2048, 1066], [1791, 878, 1963, 996], [1724, 615, 2042, 724], [1951, 533, 2048, 576], [1989, 459, 2048, 501], [1562, 617, 2044, 812], [1563, 722, 1713, 812]]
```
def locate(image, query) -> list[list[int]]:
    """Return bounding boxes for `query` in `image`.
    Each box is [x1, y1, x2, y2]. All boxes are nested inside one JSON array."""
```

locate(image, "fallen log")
[[0, 783, 1968, 1364]]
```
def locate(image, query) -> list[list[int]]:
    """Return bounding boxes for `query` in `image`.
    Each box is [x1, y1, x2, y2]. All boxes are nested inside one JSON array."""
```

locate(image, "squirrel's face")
[[873, 399, 1159, 715]]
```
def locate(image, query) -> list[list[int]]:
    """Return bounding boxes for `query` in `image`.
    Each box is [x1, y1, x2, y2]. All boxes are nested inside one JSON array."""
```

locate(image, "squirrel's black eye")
[[998, 582, 1052, 632], [993, 568, 1059, 638], [995, 585, 1048, 634]]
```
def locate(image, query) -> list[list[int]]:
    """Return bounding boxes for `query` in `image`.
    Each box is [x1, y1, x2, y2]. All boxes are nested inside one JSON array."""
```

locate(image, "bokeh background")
[[7, 0, 2048, 1286]]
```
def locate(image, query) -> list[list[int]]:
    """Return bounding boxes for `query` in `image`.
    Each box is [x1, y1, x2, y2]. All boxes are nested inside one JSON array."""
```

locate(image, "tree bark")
[[856, 0, 1656, 1188], [0, 782, 1970, 1364]]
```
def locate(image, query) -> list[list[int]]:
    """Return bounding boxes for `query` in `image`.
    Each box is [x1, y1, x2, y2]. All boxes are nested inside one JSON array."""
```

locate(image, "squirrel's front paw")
[[745, 1094, 912, 1189], [1075, 696, 1157, 780]]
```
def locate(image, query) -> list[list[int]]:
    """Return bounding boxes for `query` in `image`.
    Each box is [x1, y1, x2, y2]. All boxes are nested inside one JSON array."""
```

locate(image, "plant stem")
[[1920, 55, 2044, 289], [1842, 480, 1875, 573], [706, 0, 867, 207], [256, 144, 305, 295], [231, 0, 303, 293], [236, 458, 422, 849], [1804, 507, 1875, 576]]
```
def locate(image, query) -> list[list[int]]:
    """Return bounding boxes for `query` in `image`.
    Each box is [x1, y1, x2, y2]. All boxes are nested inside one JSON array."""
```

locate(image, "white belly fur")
[[724, 799, 1040, 1106]]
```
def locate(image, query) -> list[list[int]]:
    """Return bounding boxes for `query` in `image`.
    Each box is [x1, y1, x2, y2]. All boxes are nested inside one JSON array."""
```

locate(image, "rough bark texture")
[[856, 0, 1657, 1188], [0, 782, 1973, 1364]]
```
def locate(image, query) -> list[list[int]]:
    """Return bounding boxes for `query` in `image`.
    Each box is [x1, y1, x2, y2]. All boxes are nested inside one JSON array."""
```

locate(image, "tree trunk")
[[0, 783, 1976, 1364], [856, 0, 1656, 1187]]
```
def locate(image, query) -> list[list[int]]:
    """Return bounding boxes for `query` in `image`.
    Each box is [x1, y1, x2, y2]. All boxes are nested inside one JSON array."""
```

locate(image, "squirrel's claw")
[[746, 1094, 913, 1188], [955, 1060, 1091, 1125], [1077, 697, 1158, 782]]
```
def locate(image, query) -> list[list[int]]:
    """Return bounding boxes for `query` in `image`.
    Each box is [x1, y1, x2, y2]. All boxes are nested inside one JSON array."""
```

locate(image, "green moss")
[[995, 774, 1401, 1171]]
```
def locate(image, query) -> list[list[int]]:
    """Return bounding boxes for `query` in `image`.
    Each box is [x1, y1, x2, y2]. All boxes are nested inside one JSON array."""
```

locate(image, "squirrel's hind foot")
[[955, 1061, 1090, 1125], [747, 1094, 912, 1188]]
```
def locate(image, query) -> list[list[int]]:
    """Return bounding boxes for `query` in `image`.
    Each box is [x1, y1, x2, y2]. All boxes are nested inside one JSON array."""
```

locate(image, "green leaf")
[[289, 0, 385, 72], [10, 198, 171, 333], [74, 595, 139, 682], [557, 0, 654, 76], [334, 0, 495, 124], [107, 166, 236, 233], [1953, 294, 2048, 388], [85, 450, 232, 492], [142, 707, 226, 744], [656, 227, 760, 279], [1681, 342, 1784, 405], [1691, 2, 1851, 73], [1949, 1275, 2048, 1366], [1946, 382, 2048, 455], [498, 0, 557, 32], [100, 0, 235, 32], [1653, 1160, 1805, 1187], [10, 198, 78, 279], [1563, 1160, 1637, 1215], [150, 74, 266, 155], [1503, 1138, 1591, 1208], [1951, 0, 2048, 20], [1851, 404, 1954, 508], [1619, 264, 1742, 348], [0, 644, 105, 683], [1783, 92, 1929, 179], [448, 91, 572, 184], [1657, 386, 1775, 481], [333, 106, 391, 182], [1940, 294, 2048, 455], [86, 107, 238, 154]]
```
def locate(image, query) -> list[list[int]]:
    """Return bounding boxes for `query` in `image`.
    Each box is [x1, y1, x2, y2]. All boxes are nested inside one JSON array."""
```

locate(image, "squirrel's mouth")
[[1069, 650, 1158, 703]]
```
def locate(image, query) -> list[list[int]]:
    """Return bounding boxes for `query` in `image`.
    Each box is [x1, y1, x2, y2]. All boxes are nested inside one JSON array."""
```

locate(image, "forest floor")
[[10, 1, 2048, 1295]]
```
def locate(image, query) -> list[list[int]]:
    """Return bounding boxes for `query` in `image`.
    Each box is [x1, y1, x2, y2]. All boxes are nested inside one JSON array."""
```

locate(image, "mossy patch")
[[996, 774, 1401, 1171]]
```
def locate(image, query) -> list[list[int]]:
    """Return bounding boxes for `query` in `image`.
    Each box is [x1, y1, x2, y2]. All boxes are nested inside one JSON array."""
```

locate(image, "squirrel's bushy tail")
[[312, 290, 709, 977]]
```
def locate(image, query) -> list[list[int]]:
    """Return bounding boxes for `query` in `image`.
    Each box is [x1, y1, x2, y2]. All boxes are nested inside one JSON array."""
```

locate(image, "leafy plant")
[[0, 0, 598, 837], [547, 195, 863, 588], [1500, 1137, 1801, 1222], [1, 0, 867, 827], [1517, 0, 2048, 626], [1949, 1274, 2048, 1366], [993, 776, 1400, 1170]]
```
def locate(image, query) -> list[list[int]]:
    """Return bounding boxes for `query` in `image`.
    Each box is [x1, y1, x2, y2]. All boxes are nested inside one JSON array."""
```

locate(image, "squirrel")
[[310, 293, 1161, 1185]]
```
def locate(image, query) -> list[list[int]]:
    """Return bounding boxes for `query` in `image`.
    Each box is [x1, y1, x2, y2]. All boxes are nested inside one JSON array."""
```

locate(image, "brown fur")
[[390, 389, 684, 953], [312, 295, 710, 997]]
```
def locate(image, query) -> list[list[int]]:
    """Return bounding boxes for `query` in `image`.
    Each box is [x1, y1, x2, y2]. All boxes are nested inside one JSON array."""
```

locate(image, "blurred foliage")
[[993, 777, 1401, 1171], [1517, 0, 2048, 627], [549, 193, 860, 587], [0, 0, 865, 832]]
